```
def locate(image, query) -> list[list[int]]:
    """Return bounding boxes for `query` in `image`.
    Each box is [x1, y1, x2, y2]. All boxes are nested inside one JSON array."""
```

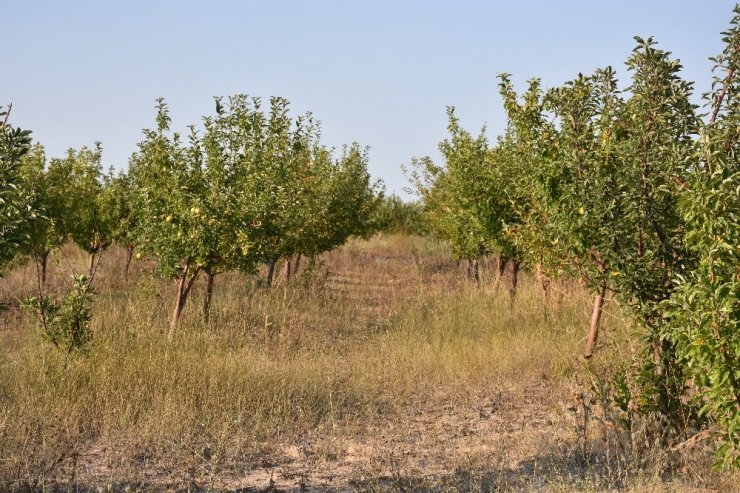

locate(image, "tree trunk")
[[170, 272, 189, 339], [124, 244, 135, 282], [40, 251, 49, 287], [493, 256, 507, 291], [294, 254, 302, 276], [203, 269, 215, 322], [168, 263, 200, 340], [87, 251, 96, 277], [465, 258, 480, 284], [285, 258, 293, 282], [266, 260, 277, 288], [508, 258, 520, 303], [584, 282, 608, 359], [536, 263, 549, 305]]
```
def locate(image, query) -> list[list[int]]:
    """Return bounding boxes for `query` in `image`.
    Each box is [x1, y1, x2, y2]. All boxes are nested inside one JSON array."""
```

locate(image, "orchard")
[[1, 4, 739, 489]]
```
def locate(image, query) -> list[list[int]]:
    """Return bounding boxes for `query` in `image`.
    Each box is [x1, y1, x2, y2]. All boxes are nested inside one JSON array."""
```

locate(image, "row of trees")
[[373, 194, 428, 235], [133, 96, 381, 333], [412, 9, 740, 466], [1, 96, 382, 337]]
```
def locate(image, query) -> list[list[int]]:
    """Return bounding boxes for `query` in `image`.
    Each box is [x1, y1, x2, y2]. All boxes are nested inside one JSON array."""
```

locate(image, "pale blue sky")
[[3, 1, 736, 198]]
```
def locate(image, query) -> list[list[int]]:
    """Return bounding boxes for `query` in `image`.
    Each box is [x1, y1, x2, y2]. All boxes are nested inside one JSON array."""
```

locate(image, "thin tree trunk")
[[170, 268, 189, 339], [508, 258, 520, 303], [87, 251, 96, 277], [39, 251, 49, 287], [266, 259, 277, 288], [169, 262, 200, 340], [124, 244, 135, 282], [285, 258, 293, 282], [472, 259, 480, 286], [203, 269, 215, 322], [584, 282, 608, 359], [493, 256, 507, 291], [536, 263, 549, 304], [294, 254, 302, 276], [653, 337, 673, 419]]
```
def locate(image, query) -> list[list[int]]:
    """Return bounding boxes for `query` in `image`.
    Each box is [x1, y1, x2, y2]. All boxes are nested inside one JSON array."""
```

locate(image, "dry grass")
[[0, 234, 735, 491]]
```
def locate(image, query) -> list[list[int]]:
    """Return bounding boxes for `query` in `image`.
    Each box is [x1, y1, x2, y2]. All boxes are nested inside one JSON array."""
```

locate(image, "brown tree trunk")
[[40, 251, 49, 287], [466, 259, 475, 283], [285, 258, 293, 282], [124, 244, 135, 282], [203, 269, 215, 322], [87, 251, 96, 277], [169, 262, 200, 340], [508, 258, 520, 303], [584, 282, 608, 359], [535, 264, 549, 305], [493, 256, 507, 291], [266, 260, 277, 288], [294, 254, 302, 276]]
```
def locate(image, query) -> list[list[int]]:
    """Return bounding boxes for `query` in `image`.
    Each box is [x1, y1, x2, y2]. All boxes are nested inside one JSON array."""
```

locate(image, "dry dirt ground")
[[2, 241, 735, 492]]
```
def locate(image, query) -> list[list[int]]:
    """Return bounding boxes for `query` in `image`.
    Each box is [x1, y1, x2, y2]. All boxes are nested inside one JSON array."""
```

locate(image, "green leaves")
[[132, 95, 381, 325], [415, 7, 740, 467], [0, 104, 34, 271], [47, 143, 115, 257], [22, 275, 95, 353], [662, 11, 740, 463]]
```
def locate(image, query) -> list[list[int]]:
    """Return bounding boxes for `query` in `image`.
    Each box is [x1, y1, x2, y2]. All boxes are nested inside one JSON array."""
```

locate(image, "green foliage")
[[494, 76, 552, 269], [23, 275, 95, 353], [133, 95, 381, 326], [373, 194, 428, 235], [0, 104, 34, 270], [414, 8, 739, 465], [408, 108, 501, 261], [17, 144, 67, 271], [665, 165, 740, 467], [48, 144, 115, 259], [100, 168, 137, 250], [132, 99, 229, 279], [663, 7, 740, 468]]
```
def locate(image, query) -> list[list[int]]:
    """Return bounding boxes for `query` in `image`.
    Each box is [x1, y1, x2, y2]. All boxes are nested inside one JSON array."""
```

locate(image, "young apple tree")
[[48, 144, 115, 275], [17, 144, 68, 285], [133, 99, 252, 332]]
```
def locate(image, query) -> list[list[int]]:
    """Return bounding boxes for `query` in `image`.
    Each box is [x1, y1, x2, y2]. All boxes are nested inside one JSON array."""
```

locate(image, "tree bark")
[[493, 256, 507, 291], [87, 251, 96, 277], [266, 260, 277, 288], [508, 258, 520, 303], [465, 259, 480, 284], [203, 269, 215, 322], [536, 263, 549, 305], [294, 254, 302, 276], [124, 244, 135, 282], [584, 282, 608, 359], [285, 258, 293, 282], [40, 251, 49, 287], [168, 262, 200, 340]]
